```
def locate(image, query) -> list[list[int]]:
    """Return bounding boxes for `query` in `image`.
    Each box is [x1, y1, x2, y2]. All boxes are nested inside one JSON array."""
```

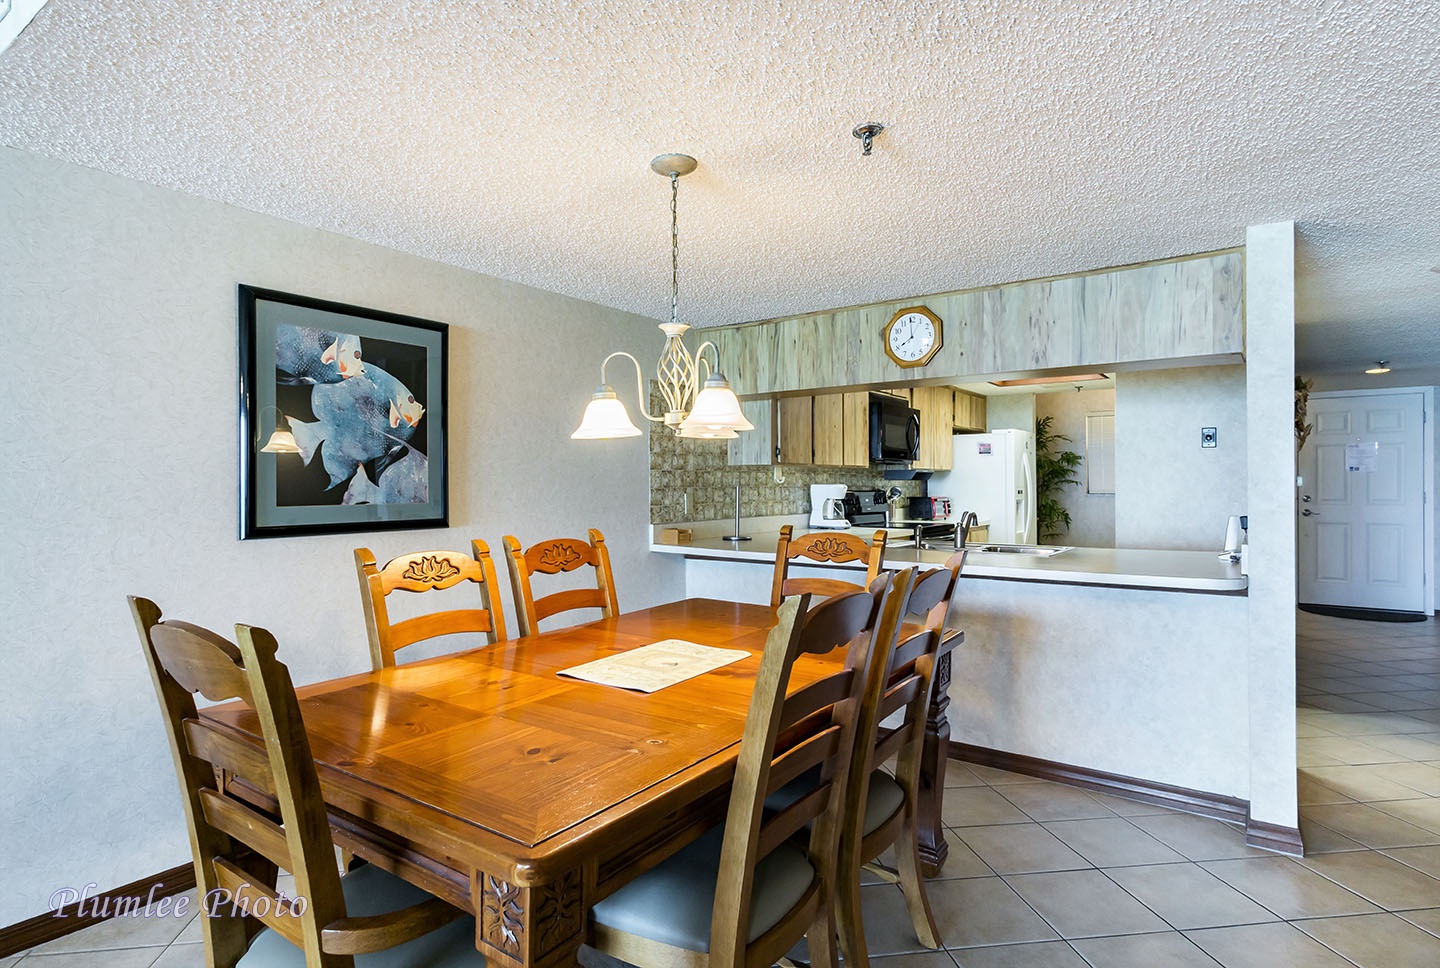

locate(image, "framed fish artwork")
[[238, 285, 449, 539]]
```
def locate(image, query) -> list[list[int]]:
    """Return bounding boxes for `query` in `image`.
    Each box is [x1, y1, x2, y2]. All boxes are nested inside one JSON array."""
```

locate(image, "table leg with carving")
[[475, 869, 585, 968], [917, 650, 951, 877]]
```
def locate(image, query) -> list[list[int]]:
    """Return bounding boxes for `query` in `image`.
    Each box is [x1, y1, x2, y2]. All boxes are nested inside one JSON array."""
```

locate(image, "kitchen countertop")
[[652, 524, 1248, 594]]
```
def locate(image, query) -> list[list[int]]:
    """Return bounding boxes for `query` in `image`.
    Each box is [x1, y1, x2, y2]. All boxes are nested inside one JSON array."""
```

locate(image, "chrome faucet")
[[955, 511, 980, 550]]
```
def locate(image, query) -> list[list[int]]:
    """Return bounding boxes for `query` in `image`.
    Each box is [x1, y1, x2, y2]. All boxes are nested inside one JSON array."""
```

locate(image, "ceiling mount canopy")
[[572, 154, 753, 441], [852, 121, 885, 156]]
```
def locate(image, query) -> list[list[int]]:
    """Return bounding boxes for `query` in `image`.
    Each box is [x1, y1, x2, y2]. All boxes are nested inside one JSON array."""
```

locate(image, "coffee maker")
[[809, 484, 849, 529]]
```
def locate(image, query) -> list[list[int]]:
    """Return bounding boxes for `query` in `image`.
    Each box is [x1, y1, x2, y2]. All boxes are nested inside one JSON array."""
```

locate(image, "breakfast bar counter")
[[651, 524, 1248, 594], [654, 518, 1265, 843]]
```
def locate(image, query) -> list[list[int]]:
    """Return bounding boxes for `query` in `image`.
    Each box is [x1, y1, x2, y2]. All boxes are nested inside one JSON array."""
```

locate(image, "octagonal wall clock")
[[882, 306, 943, 368]]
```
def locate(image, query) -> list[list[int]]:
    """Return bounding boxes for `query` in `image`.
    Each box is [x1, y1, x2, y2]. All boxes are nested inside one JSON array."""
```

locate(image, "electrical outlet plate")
[[1201, 427, 1218, 448]]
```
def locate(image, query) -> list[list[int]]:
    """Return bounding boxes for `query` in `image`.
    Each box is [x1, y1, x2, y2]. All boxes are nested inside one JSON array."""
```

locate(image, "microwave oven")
[[868, 393, 921, 464]]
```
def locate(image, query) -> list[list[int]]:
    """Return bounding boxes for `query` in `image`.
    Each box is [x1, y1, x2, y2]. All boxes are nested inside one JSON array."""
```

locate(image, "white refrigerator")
[[929, 429, 1038, 544]]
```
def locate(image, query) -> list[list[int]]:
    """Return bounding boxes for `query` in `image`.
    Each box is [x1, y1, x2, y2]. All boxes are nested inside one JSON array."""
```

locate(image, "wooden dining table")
[[203, 598, 960, 968]]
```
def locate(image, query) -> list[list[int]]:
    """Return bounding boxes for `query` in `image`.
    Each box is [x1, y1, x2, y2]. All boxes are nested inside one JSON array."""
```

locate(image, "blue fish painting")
[[275, 325, 364, 384], [342, 446, 428, 505], [289, 364, 425, 488]]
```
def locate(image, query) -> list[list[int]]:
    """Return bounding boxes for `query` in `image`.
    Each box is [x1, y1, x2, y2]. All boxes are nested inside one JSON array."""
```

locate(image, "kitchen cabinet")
[[908, 386, 954, 471], [842, 392, 869, 467], [726, 398, 774, 466], [780, 391, 869, 467], [953, 390, 987, 432], [776, 396, 813, 465], [812, 393, 845, 466]]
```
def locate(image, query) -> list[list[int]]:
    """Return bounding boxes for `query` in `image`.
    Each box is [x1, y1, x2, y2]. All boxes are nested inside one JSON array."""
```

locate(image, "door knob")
[[1301, 494, 1312, 502], [1301, 508, 1318, 516]]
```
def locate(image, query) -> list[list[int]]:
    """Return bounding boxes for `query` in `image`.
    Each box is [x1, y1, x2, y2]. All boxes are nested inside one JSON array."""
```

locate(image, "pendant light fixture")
[[572, 154, 753, 441]]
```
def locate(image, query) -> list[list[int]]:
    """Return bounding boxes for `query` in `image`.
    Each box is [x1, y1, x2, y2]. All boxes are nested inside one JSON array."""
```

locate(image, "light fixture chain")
[[670, 171, 680, 327]]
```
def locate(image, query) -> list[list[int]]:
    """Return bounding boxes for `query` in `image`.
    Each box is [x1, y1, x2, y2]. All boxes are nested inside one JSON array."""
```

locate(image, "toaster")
[[906, 496, 952, 520]]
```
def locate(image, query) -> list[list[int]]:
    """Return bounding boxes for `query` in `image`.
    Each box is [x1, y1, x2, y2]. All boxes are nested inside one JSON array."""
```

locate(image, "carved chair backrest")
[[502, 528, 619, 637], [770, 525, 888, 608], [355, 540, 509, 670]]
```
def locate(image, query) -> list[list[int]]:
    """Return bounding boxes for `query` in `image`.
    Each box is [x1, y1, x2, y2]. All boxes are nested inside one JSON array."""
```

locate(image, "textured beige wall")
[[1114, 365, 1248, 550], [1035, 388, 1116, 548], [0, 147, 682, 925]]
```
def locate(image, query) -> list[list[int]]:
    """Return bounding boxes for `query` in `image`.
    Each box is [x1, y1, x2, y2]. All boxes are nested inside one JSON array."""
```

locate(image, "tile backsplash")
[[649, 417, 922, 523]]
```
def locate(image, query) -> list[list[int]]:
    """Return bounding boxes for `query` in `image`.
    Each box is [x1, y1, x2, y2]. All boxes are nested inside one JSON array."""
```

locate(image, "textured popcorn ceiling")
[[2, 1, 1437, 377]]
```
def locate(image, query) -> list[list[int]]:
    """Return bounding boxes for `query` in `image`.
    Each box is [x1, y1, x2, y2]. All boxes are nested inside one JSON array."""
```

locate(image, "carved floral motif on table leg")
[[481, 875, 523, 955], [478, 869, 586, 967]]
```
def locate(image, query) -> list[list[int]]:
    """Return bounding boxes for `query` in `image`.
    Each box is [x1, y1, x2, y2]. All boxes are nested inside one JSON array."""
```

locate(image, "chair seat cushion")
[[238, 863, 485, 967], [766, 767, 906, 836], [589, 824, 815, 953]]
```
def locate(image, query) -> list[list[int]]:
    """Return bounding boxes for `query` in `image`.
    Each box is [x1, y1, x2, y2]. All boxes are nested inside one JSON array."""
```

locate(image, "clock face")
[[888, 312, 936, 361], [883, 306, 943, 367]]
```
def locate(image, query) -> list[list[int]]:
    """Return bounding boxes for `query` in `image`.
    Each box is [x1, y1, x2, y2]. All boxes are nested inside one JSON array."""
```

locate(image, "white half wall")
[[0, 147, 683, 926]]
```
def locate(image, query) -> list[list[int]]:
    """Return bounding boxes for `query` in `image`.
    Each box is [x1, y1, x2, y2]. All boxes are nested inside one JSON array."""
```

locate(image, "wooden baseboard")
[[0, 863, 195, 958], [949, 742, 1303, 855], [1245, 817, 1304, 856]]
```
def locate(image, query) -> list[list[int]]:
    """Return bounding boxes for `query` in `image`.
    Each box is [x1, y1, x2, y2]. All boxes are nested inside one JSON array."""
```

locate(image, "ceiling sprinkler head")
[[852, 122, 885, 156], [1365, 360, 1391, 374]]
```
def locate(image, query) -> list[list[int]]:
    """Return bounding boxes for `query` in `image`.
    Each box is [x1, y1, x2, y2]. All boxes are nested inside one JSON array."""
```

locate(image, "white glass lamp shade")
[[572, 386, 643, 439], [260, 429, 301, 454], [678, 374, 754, 434]]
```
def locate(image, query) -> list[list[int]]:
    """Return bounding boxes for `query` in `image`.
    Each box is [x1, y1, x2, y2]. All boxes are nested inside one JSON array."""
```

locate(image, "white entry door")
[[1298, 390, 1428, 611]]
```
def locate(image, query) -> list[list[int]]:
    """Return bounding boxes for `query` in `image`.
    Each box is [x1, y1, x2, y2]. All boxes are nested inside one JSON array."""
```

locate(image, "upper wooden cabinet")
[[908, 387, 954, 471], [727, 398, 775, 466], [812, 393, 846, 466], [776, 396, 814, 465], [781, 391, 870, 468], [953, 390, 987, 432]]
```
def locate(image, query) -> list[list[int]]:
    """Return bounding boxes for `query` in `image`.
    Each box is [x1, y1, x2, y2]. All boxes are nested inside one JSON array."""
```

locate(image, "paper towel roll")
[[1223, 515, 1242, 553]]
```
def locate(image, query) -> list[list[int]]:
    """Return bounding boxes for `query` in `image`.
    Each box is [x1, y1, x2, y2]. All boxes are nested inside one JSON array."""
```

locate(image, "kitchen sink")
[[917, 541, 1074, 556], [970, 543, 1073, 556]]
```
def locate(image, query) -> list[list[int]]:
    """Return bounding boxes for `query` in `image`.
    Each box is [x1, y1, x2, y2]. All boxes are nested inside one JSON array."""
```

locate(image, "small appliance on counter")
[[842, 489, 891, 529], [906, 496, 952, 521], [809, 483, 849, 529]]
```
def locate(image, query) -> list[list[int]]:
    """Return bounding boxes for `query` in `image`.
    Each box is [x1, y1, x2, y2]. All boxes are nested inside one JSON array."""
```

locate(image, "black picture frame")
[[238, 285, 449, 539]]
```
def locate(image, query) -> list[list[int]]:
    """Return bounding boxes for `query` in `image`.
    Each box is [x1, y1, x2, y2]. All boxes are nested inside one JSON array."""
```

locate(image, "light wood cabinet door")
[[812, 393, 845, 466], [953, 390, 987, 432], [908, 387, 954, 471], [842, 392, 870, 467], [726, 398, 775, 466], [777, 396, 814, 465]]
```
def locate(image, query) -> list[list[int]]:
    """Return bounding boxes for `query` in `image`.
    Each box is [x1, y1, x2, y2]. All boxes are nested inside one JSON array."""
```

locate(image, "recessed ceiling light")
[[1365, 360, 1391, 374], [990, 373, 1109, 387]]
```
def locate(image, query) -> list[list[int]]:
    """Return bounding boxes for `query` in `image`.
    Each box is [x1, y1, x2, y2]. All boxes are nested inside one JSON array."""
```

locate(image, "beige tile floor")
[[9, 610, 1439, 967]]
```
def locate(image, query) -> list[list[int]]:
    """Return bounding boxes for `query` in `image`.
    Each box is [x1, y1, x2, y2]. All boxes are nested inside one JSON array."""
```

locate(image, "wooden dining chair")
[[502, 528, 619, 636], [355, 541, 508, 670], [769, 524, 888, 608], [130, 597, 485, 968], [835, 555, 965, 968], [587, 573, 914, 968]]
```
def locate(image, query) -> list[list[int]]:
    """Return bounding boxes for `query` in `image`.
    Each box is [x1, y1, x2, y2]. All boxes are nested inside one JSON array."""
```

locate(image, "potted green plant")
[[1035, 415, 1083, 542]]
